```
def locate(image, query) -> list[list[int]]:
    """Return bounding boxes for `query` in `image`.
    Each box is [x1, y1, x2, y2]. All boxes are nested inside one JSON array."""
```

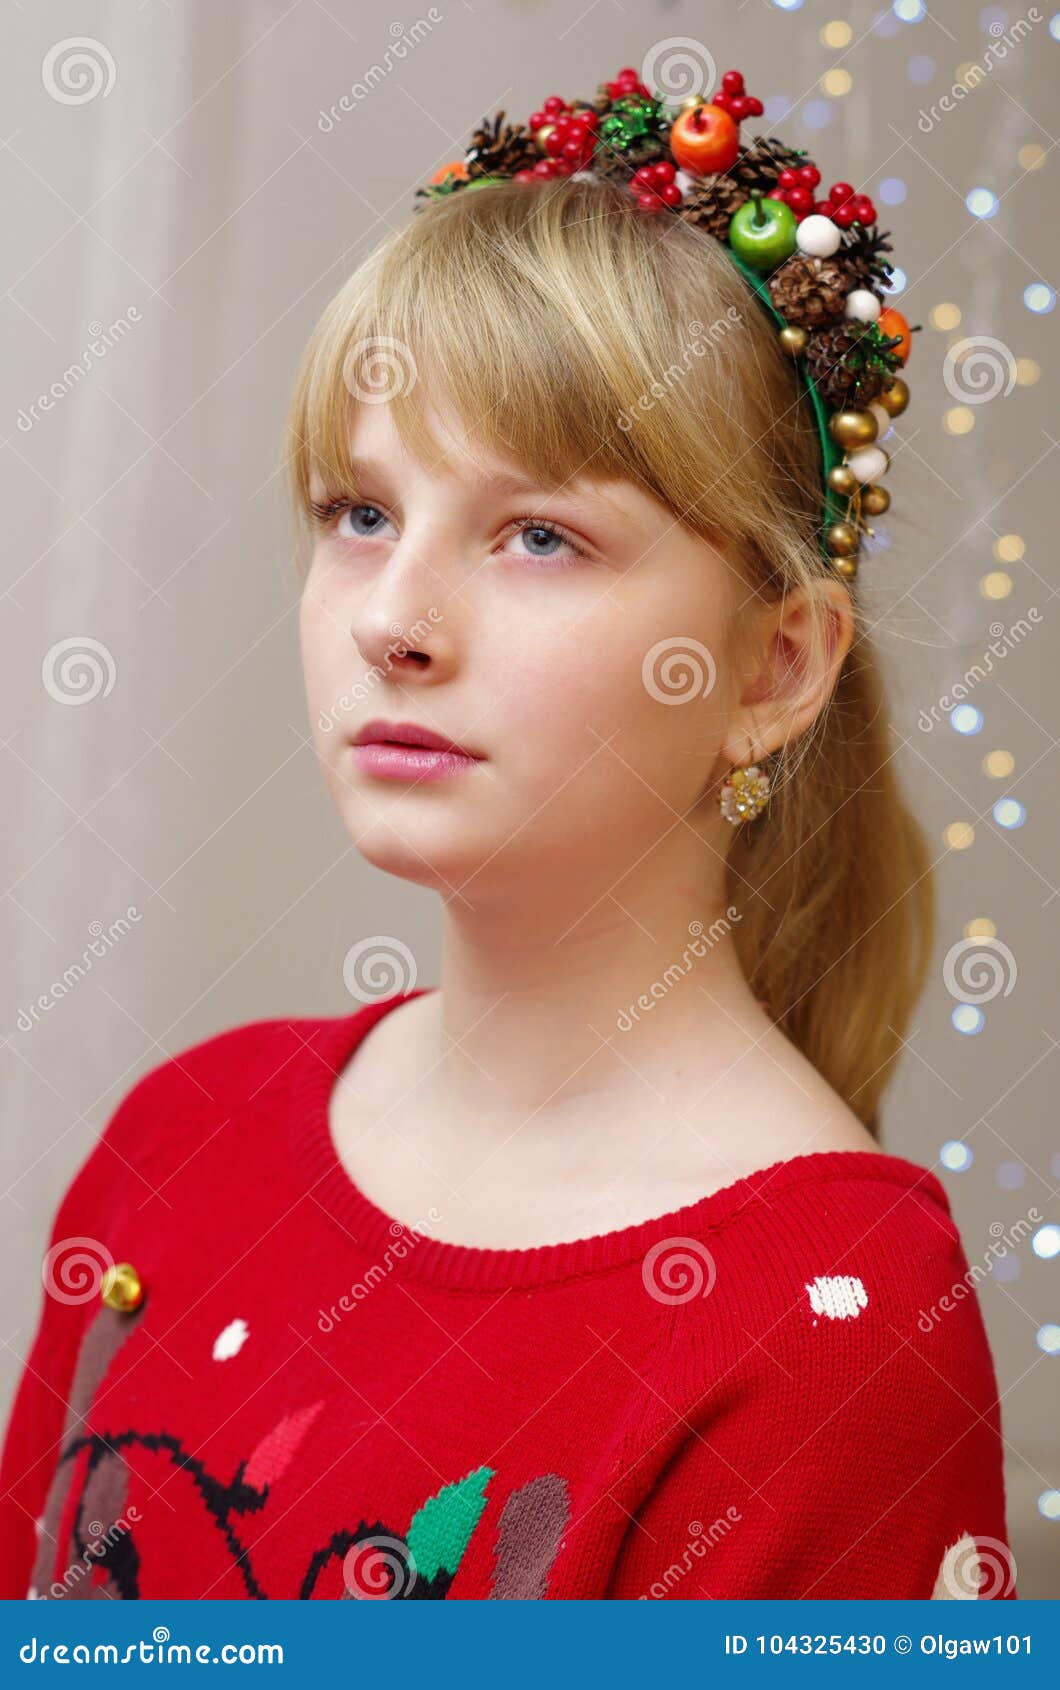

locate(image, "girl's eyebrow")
[[343, 453, 620, 515]]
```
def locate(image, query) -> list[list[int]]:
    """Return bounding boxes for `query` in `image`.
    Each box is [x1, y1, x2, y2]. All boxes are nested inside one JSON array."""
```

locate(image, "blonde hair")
[[286, 176, 933, 1133]]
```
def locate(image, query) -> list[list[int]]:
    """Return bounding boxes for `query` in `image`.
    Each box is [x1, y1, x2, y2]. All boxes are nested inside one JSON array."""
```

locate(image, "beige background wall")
[[2, 0, 1057, 1595]]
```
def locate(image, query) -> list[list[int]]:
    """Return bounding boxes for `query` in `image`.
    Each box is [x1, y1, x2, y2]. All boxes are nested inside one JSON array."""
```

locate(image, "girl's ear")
[[719, 579, 856, 769]]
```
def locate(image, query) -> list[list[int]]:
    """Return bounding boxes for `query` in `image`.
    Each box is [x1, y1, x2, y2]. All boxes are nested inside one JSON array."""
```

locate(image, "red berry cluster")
[[604, 65, 652, 101], [517, 96, 600, 182], [815, 180, 877, 227], [629, 159, 681, 212], [711, 69, 764, 124], [767, 161, 822, 222]]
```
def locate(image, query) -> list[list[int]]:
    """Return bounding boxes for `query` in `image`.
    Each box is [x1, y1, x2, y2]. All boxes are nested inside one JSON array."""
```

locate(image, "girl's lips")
[[350, 742, 482, 782]]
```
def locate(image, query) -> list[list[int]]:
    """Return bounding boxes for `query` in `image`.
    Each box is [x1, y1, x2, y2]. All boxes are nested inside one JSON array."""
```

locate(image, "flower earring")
[[718, 763, 771, 827]]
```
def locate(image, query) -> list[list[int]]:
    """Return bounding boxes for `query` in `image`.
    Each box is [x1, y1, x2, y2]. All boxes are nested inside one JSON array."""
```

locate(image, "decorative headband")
[[417, 63, 916, 581]]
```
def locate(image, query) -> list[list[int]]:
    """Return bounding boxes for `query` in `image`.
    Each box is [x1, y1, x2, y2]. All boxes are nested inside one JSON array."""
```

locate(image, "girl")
[[0, 98, 1012, 1600]]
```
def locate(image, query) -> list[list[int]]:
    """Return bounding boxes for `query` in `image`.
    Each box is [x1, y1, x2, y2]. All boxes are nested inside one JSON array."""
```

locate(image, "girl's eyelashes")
[[500, 517, 587, 569], [310, 498, 591, 569]]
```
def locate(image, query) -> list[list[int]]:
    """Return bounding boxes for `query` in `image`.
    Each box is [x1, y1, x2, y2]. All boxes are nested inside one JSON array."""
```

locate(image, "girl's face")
[[299, 399, 753, 902]]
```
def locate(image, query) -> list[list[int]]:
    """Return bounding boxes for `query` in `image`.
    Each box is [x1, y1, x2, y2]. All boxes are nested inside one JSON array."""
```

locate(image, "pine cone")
[[592, 135, 668, 184], [678, 173, 748, 239], [803, 322, 895, 409], [839, 224, 895, 296], [591, 83, 614, 117], [730, 136, 811, 194], [768, 256, 848, 328], [466, 111, 538, 179]]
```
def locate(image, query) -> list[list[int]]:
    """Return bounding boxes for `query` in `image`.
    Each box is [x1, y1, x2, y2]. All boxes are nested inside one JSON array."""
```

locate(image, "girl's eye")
[[334, 503, 394, 542], [503, 520, 586, 569]]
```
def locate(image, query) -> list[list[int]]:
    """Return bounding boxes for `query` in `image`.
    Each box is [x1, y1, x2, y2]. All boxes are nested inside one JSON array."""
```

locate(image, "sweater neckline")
[[288, 989, 952, 1292]]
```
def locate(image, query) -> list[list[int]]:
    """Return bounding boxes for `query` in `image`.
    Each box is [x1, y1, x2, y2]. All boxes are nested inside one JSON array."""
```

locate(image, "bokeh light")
[[945, 821, 975, 850], [951, 704, 984, 735], [821, 68, 853, 97], [1039, 1490, 1060, 1521], [996, 1160, 1026, 1190], [1035, 1323, 1060, 1356], [893, 0, 926, 20], [1033, 1225, 1060, 1260], [983, 749, 1015, 778], [944, 407, 975, 434], [930, 302, 962, 330], [802, 99, 833, 129], [980, 572, 1013, 600], [1019, 144, 1046, 171], [993, 798, 1026, 829], [941, 1139, 974, 1170], [879, 176, 907, 204], [906, 54, 936, 82], [993, 534, 1025, 562], [821, 20, 853, 46], [1015, 358, 1040, 385], [966, 187, 999, 218], [1023, 282, 1055, 314], [952, 1005, 986, 1036]]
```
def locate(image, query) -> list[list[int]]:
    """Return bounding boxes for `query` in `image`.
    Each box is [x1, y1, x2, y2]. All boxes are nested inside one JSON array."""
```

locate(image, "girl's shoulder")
[[61, 1011, 336, 1215]]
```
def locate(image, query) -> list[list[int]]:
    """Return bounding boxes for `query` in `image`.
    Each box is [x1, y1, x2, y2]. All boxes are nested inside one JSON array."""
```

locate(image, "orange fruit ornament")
[[877, 306, 912, 363], [431, 158, 469, 185], [669, 102, 740, 176]]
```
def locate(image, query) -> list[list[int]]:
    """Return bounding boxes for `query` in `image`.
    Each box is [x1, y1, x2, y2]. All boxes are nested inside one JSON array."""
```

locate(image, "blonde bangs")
[[285, 175, 822, 569]]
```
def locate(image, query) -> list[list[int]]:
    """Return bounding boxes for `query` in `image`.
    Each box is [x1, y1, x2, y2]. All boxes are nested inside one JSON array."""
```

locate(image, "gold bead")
[[831, 556, 858, 580], [826, 521, 860, 558], [101, 1262, 144, 1313], [680, 95, 704, 112], [535, 122, 556, 155], [828, 409, 879, 450], [861, 484, 891, 515], [778, 325, 809, 357], [827, 464, 858, 496], [878, 376, 910, 418]]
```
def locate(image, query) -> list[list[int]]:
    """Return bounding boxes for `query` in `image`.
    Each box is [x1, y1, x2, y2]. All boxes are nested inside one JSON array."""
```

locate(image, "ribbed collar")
[[287, 989, 952, 1292]]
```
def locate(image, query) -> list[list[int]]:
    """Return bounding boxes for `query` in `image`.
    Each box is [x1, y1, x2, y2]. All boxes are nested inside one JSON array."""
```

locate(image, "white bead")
[[795, 214, 841, 258], [869, 403, 892, 437], [847, 445, 889, 483], [844, 287, 881, 323], [675, 169, 695, 194]]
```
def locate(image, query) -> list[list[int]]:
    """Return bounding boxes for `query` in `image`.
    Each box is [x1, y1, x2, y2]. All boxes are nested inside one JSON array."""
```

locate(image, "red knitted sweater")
[[0, 990, 1014, 1601]]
